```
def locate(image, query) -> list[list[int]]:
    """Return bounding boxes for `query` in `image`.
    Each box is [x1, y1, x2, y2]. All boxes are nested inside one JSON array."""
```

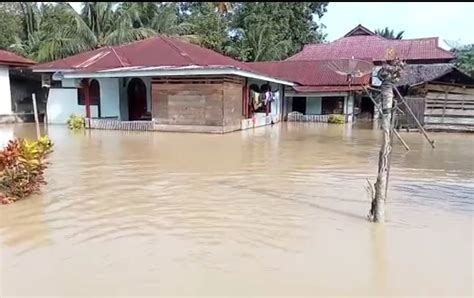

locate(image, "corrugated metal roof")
[[247, 60, 370, 87], [32, 35, 296, 83], [286, 25, 455, 63], [33, 36, 255, 73], [0, 50, 36, 67]]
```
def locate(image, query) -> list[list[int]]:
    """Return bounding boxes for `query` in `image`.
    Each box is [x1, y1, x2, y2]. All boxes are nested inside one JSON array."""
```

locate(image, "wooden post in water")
[[32, 93, 41, 139], [369, 81, 392, 222], [368, 56, 404, 223]]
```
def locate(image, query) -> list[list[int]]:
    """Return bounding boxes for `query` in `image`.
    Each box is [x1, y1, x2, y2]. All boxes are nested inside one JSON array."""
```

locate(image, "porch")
[[47, 73, 288, 133], [85, 113, 281, 133], [283, 90, 355, 123]]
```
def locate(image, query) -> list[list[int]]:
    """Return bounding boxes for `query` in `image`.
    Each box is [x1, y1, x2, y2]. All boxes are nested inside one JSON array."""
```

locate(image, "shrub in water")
[[0, 136, 53, 204], [327, 114, 345, 124], [67, 114, 85, 130]]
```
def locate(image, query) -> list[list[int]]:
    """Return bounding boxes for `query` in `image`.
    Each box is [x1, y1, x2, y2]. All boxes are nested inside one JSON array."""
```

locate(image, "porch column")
[[84, 79, 91, 126], [346, 93, 354, 123], [344, 96, 348, 119]]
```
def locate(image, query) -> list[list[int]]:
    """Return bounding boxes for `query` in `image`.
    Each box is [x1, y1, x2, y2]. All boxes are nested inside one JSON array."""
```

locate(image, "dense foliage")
[[0, 136, 53, 204], [451, 44, 474, 77], [2, 2, 328, 62], [67, 114, 86, 130]]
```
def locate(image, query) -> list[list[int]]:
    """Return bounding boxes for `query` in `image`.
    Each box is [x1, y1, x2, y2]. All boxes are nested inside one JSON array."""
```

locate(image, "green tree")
[[0, 3, 22, 50], [11, 2, 159, 62], [178, 2, 231, 53], [375, 27, 404, 40], [228, 2, 328, 61], [8, 2, 330, 63], [449, 43, 474, 77]]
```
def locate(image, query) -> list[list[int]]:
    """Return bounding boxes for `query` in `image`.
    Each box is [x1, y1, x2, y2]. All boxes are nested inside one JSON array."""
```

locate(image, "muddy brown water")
[[0, 123, 473, 297]]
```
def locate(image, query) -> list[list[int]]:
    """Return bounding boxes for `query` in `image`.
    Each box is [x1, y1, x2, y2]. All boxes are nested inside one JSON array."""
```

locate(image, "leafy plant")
[[375, 27, 404, 40], [67, 114, 85, 130], [0, 135, 53, 204], [327, 114, 345, 124]]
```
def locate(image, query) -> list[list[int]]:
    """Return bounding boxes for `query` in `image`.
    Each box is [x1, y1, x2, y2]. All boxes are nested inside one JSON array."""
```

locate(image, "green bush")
[[0, 136, 54, 204], [327, 114, 345, 124], [67, 114, 86, 130]]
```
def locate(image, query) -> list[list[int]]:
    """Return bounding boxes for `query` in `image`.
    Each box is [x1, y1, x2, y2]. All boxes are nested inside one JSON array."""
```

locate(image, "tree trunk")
[[370, 81, 393, 222]]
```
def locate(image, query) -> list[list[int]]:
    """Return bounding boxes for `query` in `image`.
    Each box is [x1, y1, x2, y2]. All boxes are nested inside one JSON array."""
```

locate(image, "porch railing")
[[86, 118, 154, 131], [287, 112, 348, 123]]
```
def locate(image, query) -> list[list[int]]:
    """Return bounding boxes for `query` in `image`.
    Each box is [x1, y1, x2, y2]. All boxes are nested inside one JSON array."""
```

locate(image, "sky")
[[321, 2, 474, 49], [69, 2, 474, 49]]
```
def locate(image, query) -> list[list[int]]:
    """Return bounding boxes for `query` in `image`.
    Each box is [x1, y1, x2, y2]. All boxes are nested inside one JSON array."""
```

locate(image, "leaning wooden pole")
[[368, 56, 405, 223]]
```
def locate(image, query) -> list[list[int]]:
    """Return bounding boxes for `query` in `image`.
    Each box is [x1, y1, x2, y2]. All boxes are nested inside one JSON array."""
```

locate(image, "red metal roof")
[[33, 36, 256, 73], [0, 49, 36, 67], [286, 25, 455, 63], [247, 60, 370, 88]]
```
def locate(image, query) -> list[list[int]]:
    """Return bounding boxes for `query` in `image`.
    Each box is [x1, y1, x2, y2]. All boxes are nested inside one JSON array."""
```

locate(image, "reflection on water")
[[0, 123, 472, 296]]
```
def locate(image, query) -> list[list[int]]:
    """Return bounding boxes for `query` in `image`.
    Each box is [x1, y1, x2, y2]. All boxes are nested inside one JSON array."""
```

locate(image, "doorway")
[[127, 78, 148, 121], [359, 96, 374, 120], [292, 97, 306, 114]]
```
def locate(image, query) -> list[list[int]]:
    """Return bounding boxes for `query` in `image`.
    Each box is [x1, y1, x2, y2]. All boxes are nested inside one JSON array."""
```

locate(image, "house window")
[[78, 79, 100, 106], [250, 83, 273, 114], [321, 96, 345, 114]]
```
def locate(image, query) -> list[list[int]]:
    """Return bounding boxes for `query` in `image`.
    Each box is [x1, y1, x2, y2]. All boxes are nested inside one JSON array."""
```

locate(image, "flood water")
[[0, 123, 473, 297]]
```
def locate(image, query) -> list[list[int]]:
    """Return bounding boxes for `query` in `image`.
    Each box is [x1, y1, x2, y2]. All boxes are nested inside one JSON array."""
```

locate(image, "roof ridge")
[[110, 47, 129, 67], [112, 35, 159, 49], [160, 36, 195, 65], [343, 24, 377, 37], [74, 50, 112, 69]]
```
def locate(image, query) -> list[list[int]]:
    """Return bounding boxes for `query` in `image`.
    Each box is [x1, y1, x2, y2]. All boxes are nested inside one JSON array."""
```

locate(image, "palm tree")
[[375, 27, 404, 40], [225, 23, 292, 62], [11, 2, 162, 62]]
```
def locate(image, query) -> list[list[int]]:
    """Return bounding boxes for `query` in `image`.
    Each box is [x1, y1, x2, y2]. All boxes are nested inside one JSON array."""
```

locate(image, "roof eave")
[[32, 68, 77, 73], [62, 67, 295, 86]]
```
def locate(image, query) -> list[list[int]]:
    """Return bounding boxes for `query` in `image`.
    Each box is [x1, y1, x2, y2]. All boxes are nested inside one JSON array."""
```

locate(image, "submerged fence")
[[287, 112, 348, 123]]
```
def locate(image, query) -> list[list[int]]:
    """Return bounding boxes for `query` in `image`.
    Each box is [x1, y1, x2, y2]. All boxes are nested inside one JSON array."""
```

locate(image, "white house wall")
[[98, 78, 120, 118], [306, 97, 322, 114], [0, 66, 12, 115], [47, 88, 98, 124]]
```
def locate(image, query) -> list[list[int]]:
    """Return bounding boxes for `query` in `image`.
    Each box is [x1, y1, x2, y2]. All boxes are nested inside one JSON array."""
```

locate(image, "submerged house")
[[0, 50, 40, 123], [32, 36, 294, 133], [31, 24, 462, 133], [283, 25, 456, 122]]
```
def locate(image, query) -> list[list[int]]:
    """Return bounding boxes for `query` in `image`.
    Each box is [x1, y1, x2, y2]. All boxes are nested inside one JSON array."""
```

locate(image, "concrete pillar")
[[346, 93, 354, 122], [0, 66, 12, 115]]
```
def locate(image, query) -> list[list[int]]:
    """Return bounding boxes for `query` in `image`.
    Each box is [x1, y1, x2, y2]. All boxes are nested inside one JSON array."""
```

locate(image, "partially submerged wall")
[[151, 76, 244, 133], [422, 83, 474, 132], [0, 66, 12, 116]]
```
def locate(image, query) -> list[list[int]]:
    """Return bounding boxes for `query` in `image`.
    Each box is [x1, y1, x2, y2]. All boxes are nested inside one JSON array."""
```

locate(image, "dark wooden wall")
[[398, 96, 425, 129], [151, 76, 243, 128], [223, 81, 243, 129]]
